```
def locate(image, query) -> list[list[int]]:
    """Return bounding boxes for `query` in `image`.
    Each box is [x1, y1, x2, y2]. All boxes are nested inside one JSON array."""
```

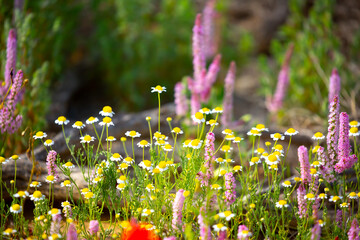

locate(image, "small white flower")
[[151, 85, 166, 93], [212, 223, 227, 232], [218, 211, 235, 221], [33, 131, 47, 139], [86, 116, 99, 124], [13, 191, 29, 198], [72, 121, 85, 129], [125, 131, 141, 138], [110, 153, 122, 162], [275, 200, 288, 208], [80, 135, 95, 143], [55, 116, 69, 125], [10, 204, 22, 214], [99, 106, 115, 117], [141, 208, 154, 216]]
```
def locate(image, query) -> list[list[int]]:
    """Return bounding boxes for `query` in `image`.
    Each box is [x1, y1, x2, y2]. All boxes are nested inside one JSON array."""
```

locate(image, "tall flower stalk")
[[221, 62, 236, 127]]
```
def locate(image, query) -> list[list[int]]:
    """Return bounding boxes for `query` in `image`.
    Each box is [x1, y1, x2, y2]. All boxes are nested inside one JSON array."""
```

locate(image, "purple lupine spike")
[[298, 146, 311, 184], [317, 146, 335, 183], [266, 44, 294, 112], [193, 14, 206, 95], [198, 207, 212, 240], [328, 68, 341, 105], [203, 0, 217, 59], [50, 214, 62, 235], [1, 29, 17, 96], [348, 218, 360, 240], [237, 225, 251, 240], [326, 95, 339, 172], [46, 150, 59, 181], [218, 230, 227, 240], [174, 82, 188, 116], [224, 172, 236, 207], [335, 112, 358, 173], [297, 183, 306, 218], [201, 54, 221, 102], [67, 223, 78, 240], [221, 61, 236, 126], [172, 189, 185, 231], [310, 223, 321, 240], [0, 70, 23, 134], [336, 209, 342, 227]]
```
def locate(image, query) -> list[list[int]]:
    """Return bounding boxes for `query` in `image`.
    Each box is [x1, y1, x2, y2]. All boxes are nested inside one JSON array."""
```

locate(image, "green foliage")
[[259, 0, 359, 118]]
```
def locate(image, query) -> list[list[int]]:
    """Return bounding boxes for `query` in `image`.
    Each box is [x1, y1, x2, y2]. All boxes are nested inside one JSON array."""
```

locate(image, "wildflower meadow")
[[1, 1, 360, 240]]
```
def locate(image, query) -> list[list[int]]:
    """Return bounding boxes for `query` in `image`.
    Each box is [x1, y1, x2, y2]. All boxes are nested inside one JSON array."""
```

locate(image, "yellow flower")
[[72, 121, 85, 129], [44, 139, 54, 146], [284, 128, 298, 136], [192, 112, 205, 124], [151, 85, 166, 93], [86, 116, 99, 124], [55, 116, 69, 125], [312, 132, 325, 140], [33, 131, 47, 139], [99, 106, 114, 117], [275, 200, 288, 208], [99, 117, 114, 127], [125, 130, 141, 138], [10, 204, 22, 214]]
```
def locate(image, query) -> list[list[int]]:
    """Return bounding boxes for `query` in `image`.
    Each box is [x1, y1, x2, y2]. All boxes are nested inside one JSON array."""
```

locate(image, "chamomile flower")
[[265, 154, 280, 165], [182, 139, 192, 148], [312, 132, 325, 140], [141, 208, 154, 216], [109, 153, 122, 162], [118, 162, 129, 170], [84, 191, 95, 199], [146, 184, 155, 192], [305, 193, 316, 200], [350, 120, 360, 127], [247, 129, 261, 136], [55, 116, 69, 125], [213, 223, 227, 232], [48, 208, 61, 216], [3, 228, 16, 236], [116, 183, 126, 191], [0, 157, 8, 165], [139, 160, 152, 171], [49, 234, 62, 240], [206, 119, 218, 126], [30, 181, 42, 188], [156, 161, 168, 172], [117, 175, 127, 184], [30, 191, 45, 201], [192, 112, 205, 124], [80, 135, 95, 143], [215, 158, 225, 164], [225, 158, 234, 163], [249, 157, 261, 166], [151, 85, 166, 93], [318, 193, 327, 199], [10, 204, 22, 214], [172, 127, 183, 134], [61, 180, 71, 188], [63, 162, 75, 169], [349, 127, 360, 137], [238, 229, 253, 238], [225, 134, 235, 141], [218, 169, 227, 177], [310, 168, 318, 176], [44, 139, 54, 146], [137, 140, 150, 148], [123, 157, 134, 165], [329, 195, 343, 202], [284, 128, 299, 136], [106, 136, 116, 142], [348, 192, 358, 199], [200, 107, 212, 114], [318, 219, 325, 227], [254, 124, 268, 132], [72, 121, 85, 129], [14, 190, 29, 198], [155, 140, 167, 146], [211, 184, 222, 190], [275, 200, 289, 208], [99, 117, 114, 127], [220, 145, 232, 153], [45, 175, 56, 184], [183, 191, 190, 197], [152, 168, 161, 175], [92, 177, 102, 184], [269, 164, 278, 171], [86, 116, 99, 124], [212, 107, 223, 114], [33, 131, 47, 139], [340, 202, 349, 208], [162, 144, 173, 152], [270, 133, 284, 141], [254, 147, 265, 155], [190, 139, 203, 149], [282, 181, 292, 188], [272, 144, 284, 153], [294, 177, 302, 182], [218, 211, 235, 221], [81, 188, 90, 195], [233, 165, 242, 172], [233, 137, 243, 143], [99, 106, 115, 117], [9, 155, 20, 161], [222, 129, 233, 135], [125, 130, 141, 138]]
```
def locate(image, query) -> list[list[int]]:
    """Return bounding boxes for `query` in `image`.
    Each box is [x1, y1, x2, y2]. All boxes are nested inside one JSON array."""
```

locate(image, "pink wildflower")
[[198, 208, 212, 240], [89, 220, 99, 235], [174, 82, 188, 116], [348, 218, 360, 240], [310, 223, 321, 240], [46, 150, 59, 181], [297, 183, 306, 218], [163, 237, 176, 240], [67, 223, 78, 240], [201, 54, 221, 102], [237, 225, 251, 240], [203, 0, 218, 59], [298, 146, 311, 184], [218, 230, 227, 240], [221, 61, 236, 127], [328, 68, 341, 105], [1, 29, 17, 96], [50, 214, 62, 235], [327, 95, 339, 171], [317, 146, 335, 183], [224, 172, 236, 207], [172, 189, 185, 231], [336, 209, 342, 227], [192, 14, 206, 95]]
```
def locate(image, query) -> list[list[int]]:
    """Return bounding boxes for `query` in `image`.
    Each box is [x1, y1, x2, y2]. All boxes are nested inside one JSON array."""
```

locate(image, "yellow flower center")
[[312, 161, 320, 166], [45, 139, 53, 145], [129, 131, 137, 137], [283, 181, 291, 186], [0, 156, 5, 163], [85, 192, 94, 199], [287, 128, 296, 133], [81, 188, 89, 193], [195, 112, 204, 120], [183, 191, 190, 197], [117, 183, 125, 189], [214, 107, 222, 112], [349, 192, 356, 197], [333, 196, 340, 201], [36, 131, 44, 137], [139, 140, 148, 146], [250, 129, 259, 135], [121, 137, 127, 142], [152, 168, 160, 174], [51, 234, 59, 240], [57, 116, 66, 122], [97, 168, 103, 175], [88, 116, 95, 122], [142, 160, 151, 167], [278, 200, 287, 206], [314, 132, 323, 138], [146, 184, 154, 190], [319, 193, 326, 198], [220, 170, 227, 175], [251, 157, 259, 163], [242, 230, 250, 235], [4, 228, 13, 234], [11, 155, 19, 160], [17, 191, 25, 197], [191, 139, 201, 147], [120, 163, 128, 169], [350, 121, 359, 126], [103, 117, 112, 124], [74, 121, 83, 127], [212, 184, 220, 189], [234, 166, 241, 171], [33, 191, 42, 198], [119, 176, 126, 181], [63, 180, 71, 186], [310, 168, 317, 175], [221, 145, 231, 151], [164, 144, 172, 150], [350, 127, 359, 133], [112, 153, 120, 158], [32, 181, 39, 186], [223, 210, 232, 217], [65, 162, 73, 167], [216, 223, 224, 228], [274, 144, 283, 150], [208, 119, 217, 125], [223, 129, 233, 134], [273, 133, 282, 139], [103, 106, 112, 113], [46, 175, 55, 181], [184, 139, 192, 146], [173, 127, 181, 134], [12, 204, 20, 211], [268, 154, 278, 163], [256, 124, 265, 130], [50, 208, 59, 215], [201, 107, 210, 113], [155, 85, 163, 91], [306, 193, 315, 199], [256, 148, 265, 154]]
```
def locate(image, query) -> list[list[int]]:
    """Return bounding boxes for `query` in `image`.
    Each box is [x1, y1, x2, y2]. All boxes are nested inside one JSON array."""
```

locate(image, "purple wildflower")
[[192, 14, 206, 95], [0, 70, 23, 134], [311, 177, 320, 220], [64, 205, 73, 218], [224, 172, 236, 207], [336, 209, 342, 227], [335, 112, 358, 173], [218, 230, 227, 240], [221, 61, 236, 127], [172, 189, 185, 231], [348, 218, 360, 240], [328, 68, 341, 105], [46, 150, 59, 181], [310, 223, 321, 240], [1, 29, 17, 96], [266, 44, 294, 112], [190, 88, 201, 115], [201, 54, 221, 102], [297, 183, 306, 218], [237, 225, 251, 240], [67, 224, 78, 240], [317, 146, 335, 183], [174, 82, 188, 116], [198, 208, 212, 240], [327, 95, 339, 171], [203, 132, 215, 186], [163, 237, 177, 240], [50, 214, 62, 235], [298, 146, 311, 184], [203, 0, 217, 59], [89, 220, 99, 235]]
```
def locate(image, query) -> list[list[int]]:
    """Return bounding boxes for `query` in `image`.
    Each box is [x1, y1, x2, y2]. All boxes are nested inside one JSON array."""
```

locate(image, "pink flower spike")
[[67, 223, 78, 240], [298, 146, 311, 184], [221, 61, 236, 126], [89, 220, 99, 235], [172, 189, 185, 231], [348, 218, 360, 240], [174, 82, 188, 116], [192, 13, 206, 94], [203, 0, 218, 59], [201, 54, 221, 102], [2, 29, 17, 96], [328, 68, 341, 105]]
